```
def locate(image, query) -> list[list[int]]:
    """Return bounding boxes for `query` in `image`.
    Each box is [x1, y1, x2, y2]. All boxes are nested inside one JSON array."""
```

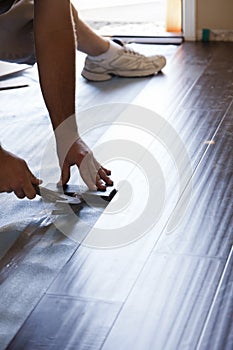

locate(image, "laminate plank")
[[7, 295, 121, 350], [197, 247, 233, 350], [132, 42, 217, 116], [154, 101, 233, 258], [47, 237, 155, 302], [182, 45, 233, 111], [102, 255, 224, 350]]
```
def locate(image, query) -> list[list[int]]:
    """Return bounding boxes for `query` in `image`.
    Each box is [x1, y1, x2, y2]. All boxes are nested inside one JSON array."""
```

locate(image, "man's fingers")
[[61, 162, 71, 186], [80, 168, 97, 190], [101, 166, 111, 176], [26, 172, 42, 199], [98, 167, 113, 186], [0, 147, 41, 200], [80, 154, 113, 191], [80, 164, 98, 191], [18, 167, 41, 199], [93, 159, 113, 186], [96, 174, 107, 191], [31, 176, 42, 186], [14, 189, 26, 199], [23, 181, 37, 199], [13, 175, 39, 199], [79, 153, 98, 191]]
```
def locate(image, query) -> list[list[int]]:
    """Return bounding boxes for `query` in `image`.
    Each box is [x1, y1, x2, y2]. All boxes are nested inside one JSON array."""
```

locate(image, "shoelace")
[[112, 38, 145, 57], [123, 45, 144, 57]]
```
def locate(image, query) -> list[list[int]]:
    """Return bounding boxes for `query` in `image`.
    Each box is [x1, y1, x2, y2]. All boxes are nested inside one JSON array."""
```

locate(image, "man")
[[0, 0, 166, 199]]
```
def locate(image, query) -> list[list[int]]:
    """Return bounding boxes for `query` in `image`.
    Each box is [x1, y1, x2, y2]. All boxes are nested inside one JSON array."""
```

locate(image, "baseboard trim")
[[197, 29, 233, 42]]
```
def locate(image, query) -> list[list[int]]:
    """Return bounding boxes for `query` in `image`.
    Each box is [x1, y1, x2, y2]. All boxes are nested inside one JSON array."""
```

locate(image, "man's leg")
[[0, 0, 35, 64], [71, 4, 109, 56], [0, 0, 166, 78], [71, 4, 166, 82]]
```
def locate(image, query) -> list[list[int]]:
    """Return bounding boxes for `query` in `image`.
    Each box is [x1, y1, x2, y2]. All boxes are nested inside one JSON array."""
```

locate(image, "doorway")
[[72, 0, 183, 43]]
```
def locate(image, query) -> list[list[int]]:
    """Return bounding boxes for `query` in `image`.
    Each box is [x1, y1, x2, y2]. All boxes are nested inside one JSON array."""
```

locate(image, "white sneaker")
[[81, 40, 166, 81]]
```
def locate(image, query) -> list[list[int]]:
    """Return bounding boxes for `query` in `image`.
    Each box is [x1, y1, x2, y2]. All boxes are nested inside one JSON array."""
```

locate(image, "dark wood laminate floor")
[[0, 42, 232, 350]]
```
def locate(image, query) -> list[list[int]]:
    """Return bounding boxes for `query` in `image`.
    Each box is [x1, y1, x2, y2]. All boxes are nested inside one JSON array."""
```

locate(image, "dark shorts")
[[0, 0, 35, 64]]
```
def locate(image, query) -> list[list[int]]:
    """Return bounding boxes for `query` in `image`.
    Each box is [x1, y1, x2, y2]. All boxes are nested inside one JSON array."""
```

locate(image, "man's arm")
[[34, 0, 113, 190], [34, 0, 75, 129]]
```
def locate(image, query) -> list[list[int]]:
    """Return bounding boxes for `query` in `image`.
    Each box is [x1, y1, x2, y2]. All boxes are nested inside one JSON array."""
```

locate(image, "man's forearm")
[[33, 1, 113, 190], [34, 0, 77, 130]]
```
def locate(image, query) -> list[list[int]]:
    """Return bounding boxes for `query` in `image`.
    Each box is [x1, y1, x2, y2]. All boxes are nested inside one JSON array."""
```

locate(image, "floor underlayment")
[[0, 43, 233, 350]]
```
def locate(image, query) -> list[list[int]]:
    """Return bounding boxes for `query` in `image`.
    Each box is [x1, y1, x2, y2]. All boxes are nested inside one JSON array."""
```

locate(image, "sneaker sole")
[[81, 66, 164, 82]]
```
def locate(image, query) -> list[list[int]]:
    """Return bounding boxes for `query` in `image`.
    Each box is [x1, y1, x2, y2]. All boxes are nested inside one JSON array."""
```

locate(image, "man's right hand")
[[0, 146, 41, 199]]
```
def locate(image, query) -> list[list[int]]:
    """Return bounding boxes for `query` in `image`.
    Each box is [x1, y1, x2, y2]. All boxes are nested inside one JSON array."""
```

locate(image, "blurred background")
[[72, 0, 169, 37]]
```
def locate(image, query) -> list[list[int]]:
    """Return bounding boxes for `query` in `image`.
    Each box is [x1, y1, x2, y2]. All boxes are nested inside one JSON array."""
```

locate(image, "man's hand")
[[0, 147, 41, 199], [58, 138, 113, 191]]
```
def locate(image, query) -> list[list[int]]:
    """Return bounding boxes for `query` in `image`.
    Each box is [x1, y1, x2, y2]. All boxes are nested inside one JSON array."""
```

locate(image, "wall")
[[197, 0, 233, 31]]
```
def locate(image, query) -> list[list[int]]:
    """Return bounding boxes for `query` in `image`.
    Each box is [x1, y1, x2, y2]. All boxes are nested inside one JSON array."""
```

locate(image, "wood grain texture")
[[101, 43, 233, 350], [7, 295, 121, 350], [132, 42, 217, 116], [102, 255, 225, 350], [155, 102, 233, 258], [197, 247, 233, 350], [2, 43, 233, 350], [48, 238, 154, 302], [47, 43, 233, 302], [101, 112, 233, 347]]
